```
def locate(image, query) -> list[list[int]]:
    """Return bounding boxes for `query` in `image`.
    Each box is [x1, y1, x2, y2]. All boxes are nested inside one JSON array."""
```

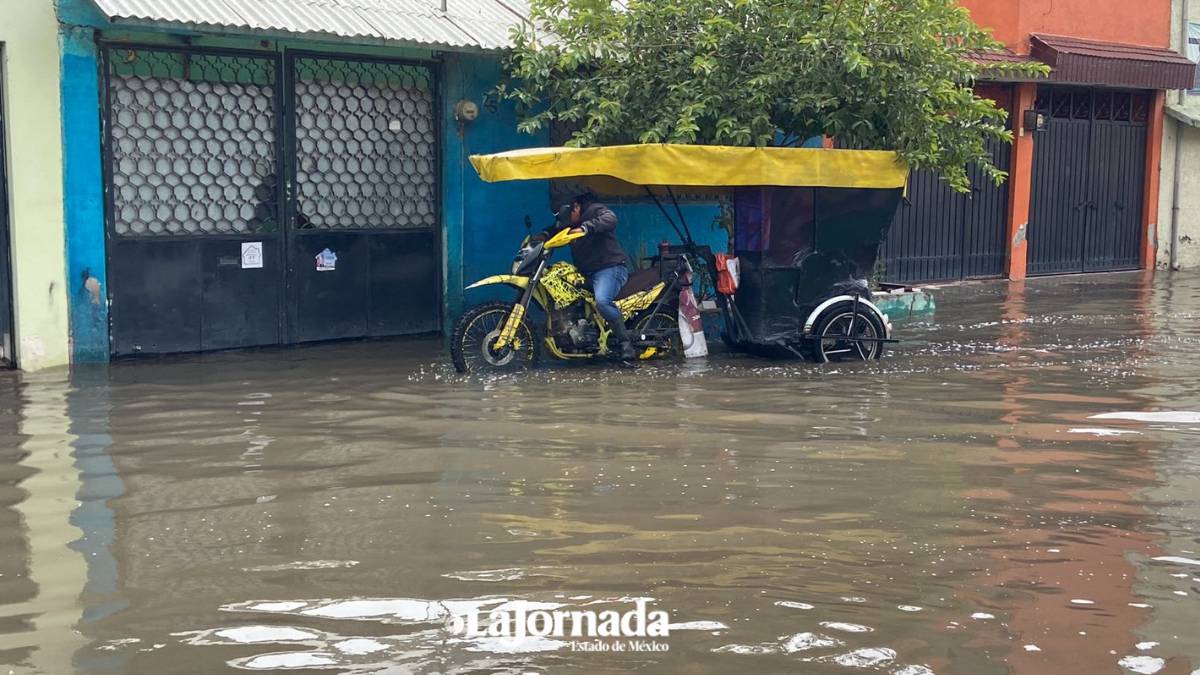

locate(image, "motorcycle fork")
[[494, 261, 545, 350]]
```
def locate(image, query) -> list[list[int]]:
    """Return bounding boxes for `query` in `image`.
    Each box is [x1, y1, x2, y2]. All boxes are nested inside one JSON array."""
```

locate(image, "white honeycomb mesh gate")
[[101, 45, 442, 355], [292, 57, 437, 231], [106, 48, 279, 236]]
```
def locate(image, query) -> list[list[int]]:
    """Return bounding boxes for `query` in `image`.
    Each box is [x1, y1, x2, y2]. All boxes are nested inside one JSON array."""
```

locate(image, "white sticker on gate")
[[241, 242, 264, 269], [316, 248, 338, 272]]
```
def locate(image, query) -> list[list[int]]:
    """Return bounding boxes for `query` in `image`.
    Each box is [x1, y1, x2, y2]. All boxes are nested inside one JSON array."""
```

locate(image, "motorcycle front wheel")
[[451, 301, 540, 374]]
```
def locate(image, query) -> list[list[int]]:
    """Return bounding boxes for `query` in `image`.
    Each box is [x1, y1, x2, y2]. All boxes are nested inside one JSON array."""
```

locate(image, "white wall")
[[0, 0, 70, 369], [1160, 0, 1200, 269]]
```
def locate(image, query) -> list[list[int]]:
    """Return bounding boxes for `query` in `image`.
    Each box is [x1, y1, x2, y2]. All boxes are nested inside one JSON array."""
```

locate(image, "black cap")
[[555, 204, 573, 227]]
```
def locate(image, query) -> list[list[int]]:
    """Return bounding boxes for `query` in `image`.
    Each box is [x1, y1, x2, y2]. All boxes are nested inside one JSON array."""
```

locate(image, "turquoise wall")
[[441, 53, 550, 315], [59, 25, 109, 362]]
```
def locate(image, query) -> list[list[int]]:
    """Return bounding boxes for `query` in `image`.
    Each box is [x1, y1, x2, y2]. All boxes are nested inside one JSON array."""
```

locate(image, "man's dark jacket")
[[545, 202, 629, 275]]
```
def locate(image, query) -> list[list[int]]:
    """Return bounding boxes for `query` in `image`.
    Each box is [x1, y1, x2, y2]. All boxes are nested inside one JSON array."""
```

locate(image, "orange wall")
[[959, 0, 1171, 53], [958, 1, 1021, 47]]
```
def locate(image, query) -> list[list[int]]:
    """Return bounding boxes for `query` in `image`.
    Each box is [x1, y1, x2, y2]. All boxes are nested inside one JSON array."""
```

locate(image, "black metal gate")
[[1028, 87, 1148, 276], [0, 61, 14, 367], [879, 137, 1011, 283], [101, 45, 441, 356]]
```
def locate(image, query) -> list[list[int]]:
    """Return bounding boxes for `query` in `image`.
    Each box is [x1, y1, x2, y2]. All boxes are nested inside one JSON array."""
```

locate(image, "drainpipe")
[[1171, 0, 1191, 270]]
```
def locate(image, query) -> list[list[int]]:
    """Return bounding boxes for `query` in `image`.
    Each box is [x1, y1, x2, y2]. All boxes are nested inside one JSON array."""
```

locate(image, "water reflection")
[[0, 272, 1199, 673], [0, 370, 88, 672]]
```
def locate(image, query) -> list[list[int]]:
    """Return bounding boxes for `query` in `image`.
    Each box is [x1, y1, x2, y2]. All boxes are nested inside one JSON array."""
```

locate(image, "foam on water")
[[243, 560, 359, 572], [212, 626, 319, 644], [238, 652, 339, 670], [1118, 655, 1165, 674], [1068, 428, 1142, 437], [1090, 411, 1200, 424], [820, 621, 873, 633], [832, 647, 897, 668], [669, 621, 729, 631], [1153, 556, 1200, 566], [332, 638, 389, 655]]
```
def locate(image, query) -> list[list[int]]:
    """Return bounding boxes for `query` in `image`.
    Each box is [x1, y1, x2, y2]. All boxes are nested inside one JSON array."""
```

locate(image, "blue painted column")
[[440, 53, 551, 329], [441, 54, 468, 328], [59, 25, 109, 361]]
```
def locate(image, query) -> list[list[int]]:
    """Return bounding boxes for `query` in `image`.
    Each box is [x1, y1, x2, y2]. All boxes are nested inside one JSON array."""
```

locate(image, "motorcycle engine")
[[567, 319, 600, 350], [551, 306, 600, 353]]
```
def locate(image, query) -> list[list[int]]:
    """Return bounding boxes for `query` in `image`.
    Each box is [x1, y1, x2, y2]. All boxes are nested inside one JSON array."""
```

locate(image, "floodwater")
[[2, 272, 1200, 675]]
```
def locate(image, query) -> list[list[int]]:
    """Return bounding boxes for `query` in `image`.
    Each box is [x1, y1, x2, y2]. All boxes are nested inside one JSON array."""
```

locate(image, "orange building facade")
[[961, 0, 1172, 52], [882, 0, 1191, 283]]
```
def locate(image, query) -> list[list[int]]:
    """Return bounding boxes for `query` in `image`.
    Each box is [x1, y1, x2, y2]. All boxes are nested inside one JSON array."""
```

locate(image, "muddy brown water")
[[2, 272, 1200, 674]]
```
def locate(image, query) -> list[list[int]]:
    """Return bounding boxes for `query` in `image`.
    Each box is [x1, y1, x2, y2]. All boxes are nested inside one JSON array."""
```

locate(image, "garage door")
[[1028, 87, 1147, 276], [102, 45, 441, 356], [879, 136, 1011, 284]]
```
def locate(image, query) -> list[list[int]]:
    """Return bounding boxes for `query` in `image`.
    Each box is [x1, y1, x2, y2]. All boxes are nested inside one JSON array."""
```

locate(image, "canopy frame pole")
[[644, 187, 689, 245], [664, 186, 696, 246]]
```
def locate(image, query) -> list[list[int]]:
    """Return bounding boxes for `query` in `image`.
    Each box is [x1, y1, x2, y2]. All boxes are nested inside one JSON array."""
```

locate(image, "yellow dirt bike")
[[451, 227, 688, 374]]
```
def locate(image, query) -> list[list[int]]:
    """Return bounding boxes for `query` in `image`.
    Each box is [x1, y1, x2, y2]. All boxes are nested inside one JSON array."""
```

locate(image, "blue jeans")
[[589, 265, 629, 327]]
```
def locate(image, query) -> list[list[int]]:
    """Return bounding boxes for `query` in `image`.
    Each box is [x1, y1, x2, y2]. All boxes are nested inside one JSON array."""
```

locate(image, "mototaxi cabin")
[[454, 144, 910, 374]]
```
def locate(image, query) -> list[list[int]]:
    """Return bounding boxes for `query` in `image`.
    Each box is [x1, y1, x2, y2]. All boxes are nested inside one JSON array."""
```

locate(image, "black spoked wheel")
[[633, 311, 684, 361], [812, 301, 886, 363], [451, 301, 539, 374]]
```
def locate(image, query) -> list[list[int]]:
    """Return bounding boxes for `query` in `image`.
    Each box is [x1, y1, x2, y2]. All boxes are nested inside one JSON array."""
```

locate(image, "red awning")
[[1030, 34, 1196, 90]]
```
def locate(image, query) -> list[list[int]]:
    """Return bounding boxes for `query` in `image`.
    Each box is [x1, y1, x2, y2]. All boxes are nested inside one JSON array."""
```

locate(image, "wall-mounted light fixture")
[[1023, 109, 1047, 134], [455, 100, 480, 124]]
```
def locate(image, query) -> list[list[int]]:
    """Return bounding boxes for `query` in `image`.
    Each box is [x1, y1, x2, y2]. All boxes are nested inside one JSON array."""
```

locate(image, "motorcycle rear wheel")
[[633, 311, 684, 361], [451, 301, 540, 374]]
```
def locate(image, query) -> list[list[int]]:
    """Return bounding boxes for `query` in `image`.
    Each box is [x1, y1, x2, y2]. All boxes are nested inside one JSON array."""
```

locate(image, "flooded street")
[[2, 271, 1200, 674]]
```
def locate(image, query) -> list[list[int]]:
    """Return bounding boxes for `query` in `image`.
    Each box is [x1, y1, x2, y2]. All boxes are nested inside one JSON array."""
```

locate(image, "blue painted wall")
[[54, 1, 730, 354], [440, 53, 549, 318], [439, 55, 730, 319], [59, 25, 109, 362]]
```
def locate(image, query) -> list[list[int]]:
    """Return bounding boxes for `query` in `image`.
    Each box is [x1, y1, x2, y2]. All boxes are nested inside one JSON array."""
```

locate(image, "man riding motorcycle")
[[536, 192, 636, 360]]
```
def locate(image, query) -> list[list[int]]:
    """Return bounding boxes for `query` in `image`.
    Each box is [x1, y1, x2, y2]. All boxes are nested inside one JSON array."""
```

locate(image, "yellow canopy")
[[469, 144, 909, 195]]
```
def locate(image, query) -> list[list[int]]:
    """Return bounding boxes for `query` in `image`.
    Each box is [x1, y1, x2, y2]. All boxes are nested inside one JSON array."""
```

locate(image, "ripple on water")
[[235, 652, 339, 670], [894, 666, 935, 675], [782, 632, 843, 653], [774, 600, 815, 610], [830, 647, 897, 668]]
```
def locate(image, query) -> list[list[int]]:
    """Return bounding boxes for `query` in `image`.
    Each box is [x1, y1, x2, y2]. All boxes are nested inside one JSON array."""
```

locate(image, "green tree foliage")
[[500, 0, 1048, 191]]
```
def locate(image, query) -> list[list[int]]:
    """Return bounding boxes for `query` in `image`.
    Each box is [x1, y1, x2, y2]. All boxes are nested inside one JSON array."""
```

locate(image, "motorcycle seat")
[[616, 267, 663, 301]]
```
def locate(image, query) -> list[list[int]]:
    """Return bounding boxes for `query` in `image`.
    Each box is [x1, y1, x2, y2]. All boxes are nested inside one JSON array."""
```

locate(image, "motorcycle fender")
[[803, 296, 891, 339], [465, 275, 530, 291]]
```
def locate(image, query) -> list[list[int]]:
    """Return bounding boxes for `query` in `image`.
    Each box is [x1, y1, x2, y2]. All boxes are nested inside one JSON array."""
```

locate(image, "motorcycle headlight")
[[511, 258, 522, 275]]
